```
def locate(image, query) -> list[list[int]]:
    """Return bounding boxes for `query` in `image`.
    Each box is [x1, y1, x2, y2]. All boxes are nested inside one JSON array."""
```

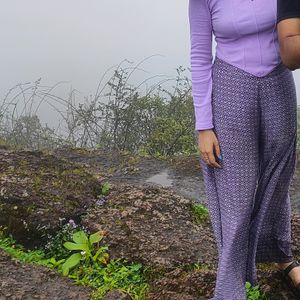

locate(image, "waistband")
[[213, 56, 288, 78]]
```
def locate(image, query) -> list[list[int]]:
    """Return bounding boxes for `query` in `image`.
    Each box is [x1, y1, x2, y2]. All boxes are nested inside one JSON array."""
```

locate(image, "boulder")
[[0, 249, 93, 299], [82, 183, 217, 272], [102, 289, 132, 300], [0, 149, 103, 248]]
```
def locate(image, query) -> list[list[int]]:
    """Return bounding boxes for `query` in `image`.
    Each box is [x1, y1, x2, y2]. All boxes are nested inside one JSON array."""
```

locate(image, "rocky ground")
[[0, 147, 299, 299], [0, 249, 92, 299], [51, 146, 300, 213], [0, 149, 103, 248]]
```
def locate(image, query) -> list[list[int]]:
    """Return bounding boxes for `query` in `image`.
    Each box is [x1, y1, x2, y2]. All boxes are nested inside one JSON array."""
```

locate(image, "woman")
[[188, 0, 300, 298]]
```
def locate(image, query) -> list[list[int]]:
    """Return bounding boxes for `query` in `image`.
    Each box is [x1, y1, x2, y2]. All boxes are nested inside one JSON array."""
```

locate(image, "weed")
[[191, 203, 210, 223], [245, 281, 266, 300], [0, 226, 148, 299]]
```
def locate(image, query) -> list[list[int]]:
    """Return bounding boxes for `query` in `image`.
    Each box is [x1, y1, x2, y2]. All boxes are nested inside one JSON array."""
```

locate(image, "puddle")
[[145, 169, 173, 187]]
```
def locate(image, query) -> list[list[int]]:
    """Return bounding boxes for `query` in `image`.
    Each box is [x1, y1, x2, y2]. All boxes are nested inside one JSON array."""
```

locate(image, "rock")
[[81, 181, 300, 299], [0, 149, 103, 248], [291, 213, 300, 258], [0, 147, 299, 299], [82, 183, 217, 272], [256, 267, 296, 299], [102, 289, 132, 300], [146, 268, 216, 300], [146, 265, 298, 300], [0, 249, 93, 299]]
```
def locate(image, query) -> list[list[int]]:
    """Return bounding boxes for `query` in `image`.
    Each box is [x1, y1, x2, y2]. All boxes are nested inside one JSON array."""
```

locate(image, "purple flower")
[[96, 196, 106, 206], [68, 219, 77, 228]]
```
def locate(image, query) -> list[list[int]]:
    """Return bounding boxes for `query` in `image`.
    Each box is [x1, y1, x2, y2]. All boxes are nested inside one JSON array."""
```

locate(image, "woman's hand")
[[198, 129, 222, 168]]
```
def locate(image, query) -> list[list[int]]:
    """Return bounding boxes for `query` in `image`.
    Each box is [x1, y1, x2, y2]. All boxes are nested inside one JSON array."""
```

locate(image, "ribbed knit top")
[[188, 0, 281, 130]]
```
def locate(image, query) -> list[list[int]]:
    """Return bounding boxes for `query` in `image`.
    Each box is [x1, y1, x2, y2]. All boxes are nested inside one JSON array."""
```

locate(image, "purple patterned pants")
[[196, 57, 298, 299]]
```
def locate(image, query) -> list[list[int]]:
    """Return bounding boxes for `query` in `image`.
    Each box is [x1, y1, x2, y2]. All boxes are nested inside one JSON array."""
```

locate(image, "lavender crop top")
[[188, 0, 281, 130]]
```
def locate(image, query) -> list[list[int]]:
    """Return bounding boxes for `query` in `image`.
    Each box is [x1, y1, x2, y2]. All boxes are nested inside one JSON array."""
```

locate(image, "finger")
[[200, 151, 207, 159], [201, 154, 209, 164], [200, 152, 209, 164], [214, 141, 222, 159], [208, 151, 222, 168]]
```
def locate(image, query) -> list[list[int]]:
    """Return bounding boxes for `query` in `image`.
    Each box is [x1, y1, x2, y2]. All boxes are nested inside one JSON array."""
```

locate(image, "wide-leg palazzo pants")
[[196, 57, 298, 300]]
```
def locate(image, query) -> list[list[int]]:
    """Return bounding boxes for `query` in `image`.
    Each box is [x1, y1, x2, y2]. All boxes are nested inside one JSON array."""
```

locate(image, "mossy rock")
[[0, 149, 103, 248], [82, 183, 218, 272]]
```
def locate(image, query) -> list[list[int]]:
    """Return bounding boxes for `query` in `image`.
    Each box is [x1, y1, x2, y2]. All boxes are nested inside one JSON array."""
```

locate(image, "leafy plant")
[[62, 230, 109, 275], [191, 203, 210, 223], [70, 258, 149, 300], [0, 230, 48, 265], [245, 281, 266, 300], [44, 220, 81, 260], [0, 227, 149, 300], [101, 182, 111, 196], [43, 257, 66, 268]]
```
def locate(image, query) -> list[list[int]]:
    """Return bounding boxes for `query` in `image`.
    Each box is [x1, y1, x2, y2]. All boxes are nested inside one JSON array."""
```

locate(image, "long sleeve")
[[188, 0, 214, 130]]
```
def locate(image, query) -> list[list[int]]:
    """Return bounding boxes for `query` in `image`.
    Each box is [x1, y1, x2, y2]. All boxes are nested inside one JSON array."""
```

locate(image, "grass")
[[0, 228, 149, 299]]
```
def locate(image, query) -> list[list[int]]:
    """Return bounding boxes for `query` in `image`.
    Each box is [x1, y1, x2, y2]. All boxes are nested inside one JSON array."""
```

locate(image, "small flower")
[[96, 196, 106, 206], [0, 188, 6, 196], [80, 251, 86, 256], [68, 219, 77, 228], [22, 190, 29, 197]]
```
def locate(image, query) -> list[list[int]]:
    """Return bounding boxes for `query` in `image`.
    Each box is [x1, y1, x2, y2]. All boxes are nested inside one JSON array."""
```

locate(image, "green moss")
[[26, 204, 36, 214], [32, 175, 43, 191], [60, 168, 88, 176], [179, 262, 211, 272], [142, 264, 169, 282], [256, 262, 277, 271]]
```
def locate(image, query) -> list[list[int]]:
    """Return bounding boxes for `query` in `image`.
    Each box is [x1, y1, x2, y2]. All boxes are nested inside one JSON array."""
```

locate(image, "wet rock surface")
[[51, 147, 300, 213], [0, 249, 93, 299]]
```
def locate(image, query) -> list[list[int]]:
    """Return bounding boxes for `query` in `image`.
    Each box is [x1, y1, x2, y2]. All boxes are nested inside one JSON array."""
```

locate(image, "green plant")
[[0, 227, 149, 300], [0, 230, 48, 265], [70, 258, 149, 300], [43, 257, 66, 268], [191, 203, 210, 223], [44, 221, 81, 260], [101, 182, 111, 196], [245, 281, 266, 300], [62, 230, 109, 275]]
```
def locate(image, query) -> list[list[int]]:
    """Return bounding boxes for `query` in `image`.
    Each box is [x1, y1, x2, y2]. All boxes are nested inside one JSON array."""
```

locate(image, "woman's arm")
[[188, 0, 222, 169], [277, 0, 300, 70], [278, 19, 300, 70], [188, 0, 214, 130]]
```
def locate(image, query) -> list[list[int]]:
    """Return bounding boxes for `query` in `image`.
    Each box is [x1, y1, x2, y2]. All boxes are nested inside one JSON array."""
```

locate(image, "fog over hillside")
[[1, 0, 300, 128]]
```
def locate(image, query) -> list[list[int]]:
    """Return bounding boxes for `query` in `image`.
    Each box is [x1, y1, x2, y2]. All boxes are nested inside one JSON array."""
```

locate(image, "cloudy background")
[[1, 0, 300, 125]]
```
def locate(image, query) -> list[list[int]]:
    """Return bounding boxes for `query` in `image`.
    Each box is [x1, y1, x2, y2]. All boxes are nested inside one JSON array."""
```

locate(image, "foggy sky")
[[1, 0, 300, 123]]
